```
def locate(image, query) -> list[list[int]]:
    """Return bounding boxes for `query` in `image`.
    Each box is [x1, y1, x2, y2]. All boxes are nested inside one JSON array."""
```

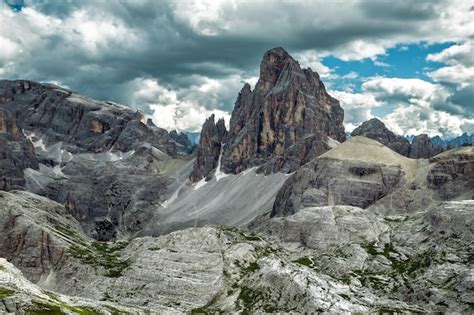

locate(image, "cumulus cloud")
[[427, 41, 473, 66], [128, 78, 231, 132], [382, 105, 474, 136], [336, 76, 473, 137], [0, 0, 473, 134], [330, 90, 379, 126]]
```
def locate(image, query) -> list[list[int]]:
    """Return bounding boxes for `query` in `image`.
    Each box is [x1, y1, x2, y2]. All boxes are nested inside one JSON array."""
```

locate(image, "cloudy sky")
[[1, 0, 473, 136]]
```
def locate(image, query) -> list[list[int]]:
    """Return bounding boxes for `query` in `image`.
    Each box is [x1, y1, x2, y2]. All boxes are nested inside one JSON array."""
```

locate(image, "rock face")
[[190, 47, 345, 181], [351, 118, 410, 156], [0, 191, 375, 313], [24, 143, 179, 240], [409, 134, 438, 158], [0, 109, 38, 190], [427, 146, 474, 199], [189, 114, 227, 181], [0, 80, 188, 155], [3, 189, 471, 313]]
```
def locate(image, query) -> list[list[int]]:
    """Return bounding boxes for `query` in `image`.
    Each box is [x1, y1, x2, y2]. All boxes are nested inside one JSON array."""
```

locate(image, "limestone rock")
[[250, 200, 473, 313], [222, 47, 345, 174], [24, 144, 174, 240], [0, 109, 38, 190]]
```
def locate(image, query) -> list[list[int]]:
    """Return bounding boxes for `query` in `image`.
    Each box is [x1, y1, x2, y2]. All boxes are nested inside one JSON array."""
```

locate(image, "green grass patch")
[[0, 287, 15, 298], [293, 257, 314, 267], [191, 307, 221, 314], [236, 261, 260, 274], [69, 241, 130, 278], [243, 234, 261, 241]]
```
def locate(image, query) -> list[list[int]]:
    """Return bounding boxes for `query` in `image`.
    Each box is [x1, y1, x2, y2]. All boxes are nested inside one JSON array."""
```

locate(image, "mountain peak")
[[190, 47, 346, 181]]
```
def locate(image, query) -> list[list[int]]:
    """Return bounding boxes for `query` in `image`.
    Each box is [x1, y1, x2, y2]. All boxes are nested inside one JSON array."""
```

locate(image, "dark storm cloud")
[[8, 0, 448, 99], [442, 84, 474, 115], [1, 0, 472, 133]]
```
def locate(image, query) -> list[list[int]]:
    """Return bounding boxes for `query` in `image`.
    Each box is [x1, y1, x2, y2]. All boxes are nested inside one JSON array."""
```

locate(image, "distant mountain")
[[183, 131, 200, 145], [351, 119, 443, 158], [446, 133, 473, 148], [352, 118, 471, 158]]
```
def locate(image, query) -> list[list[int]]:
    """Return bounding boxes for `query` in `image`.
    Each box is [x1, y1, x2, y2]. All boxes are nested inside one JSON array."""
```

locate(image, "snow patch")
[[193, 177, 208, 190], [214, 146, 229, 182]]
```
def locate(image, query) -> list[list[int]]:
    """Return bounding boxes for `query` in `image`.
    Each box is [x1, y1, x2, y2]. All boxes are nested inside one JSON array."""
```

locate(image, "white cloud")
[[428, 65, 474, 86], [129, 78, 230, 132], [427, 41, 473, 66], [330, 90, 378, 126], [0, 36, 20, 62], [338, 76, 474, 136], [336, 40, 386, 61], [294, 51, 332, 77], [383, 105, 474, 137]]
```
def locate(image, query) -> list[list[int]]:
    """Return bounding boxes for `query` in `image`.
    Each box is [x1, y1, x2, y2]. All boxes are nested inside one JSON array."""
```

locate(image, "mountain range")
[[0, 47, 472, 313]]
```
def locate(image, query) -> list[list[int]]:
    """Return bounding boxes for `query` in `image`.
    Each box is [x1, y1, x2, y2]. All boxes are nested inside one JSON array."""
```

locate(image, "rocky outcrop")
[[351, 118, 410, 156], [169, 129, 195, 154], [0, 80, 197, 240], [351, 118, 445, 158], [0, 258, 141, 313], [272, 136, 474, 218], [24, 144, 175, 240], [0, 190, 428, 313], [251, 200, 473, 313], [189, 114, 227, 181], [3, 189, 471, 313], [0, 80, 185, 156], [190, 47, 345, 181], [409, 134, 429, 158], [427, 146, 474, 199], [0, 109, 38, 190], [272, 137, 410, 217]]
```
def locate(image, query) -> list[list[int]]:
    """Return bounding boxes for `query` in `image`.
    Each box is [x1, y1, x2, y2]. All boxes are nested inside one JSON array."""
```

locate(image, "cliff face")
[[0, 109, 38, 190], [190, 47, 346, 181], [189, 114, 227, 182]]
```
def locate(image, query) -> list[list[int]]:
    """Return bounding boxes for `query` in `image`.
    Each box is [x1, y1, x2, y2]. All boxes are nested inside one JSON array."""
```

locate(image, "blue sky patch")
[[325, 41, 457, 92]]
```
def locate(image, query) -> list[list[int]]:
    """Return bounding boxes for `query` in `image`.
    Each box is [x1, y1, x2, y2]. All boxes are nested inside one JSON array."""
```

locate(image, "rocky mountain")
[[3, 189, 471, 313], [432, 133, 473, 149], [190, 47, 345, 181], [0, 80, 195, 241], [0, 80, 193, 155], [0, 48, 473, 313], [351, 118, 446, 158], [0, 109, 38, 191], [447, 132, 473, 147], [351, 118, 410, 156]]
